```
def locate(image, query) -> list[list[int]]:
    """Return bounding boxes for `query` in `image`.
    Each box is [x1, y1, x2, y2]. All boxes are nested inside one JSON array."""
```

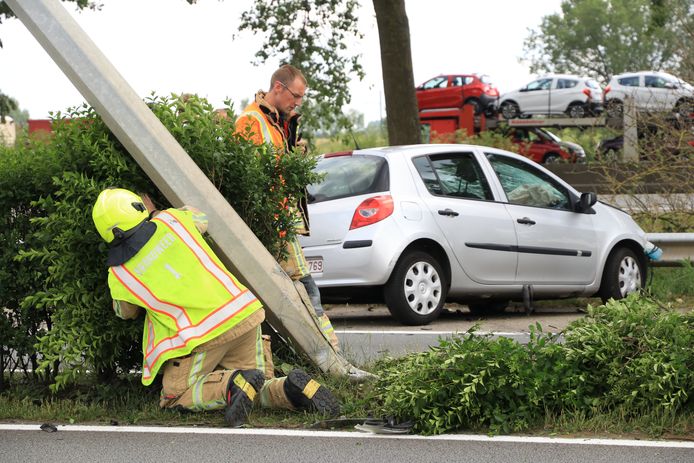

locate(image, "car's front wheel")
[[675, 98, 693, 118], [598, 247, 646, 303], [543, 152, 562, 164], [384, 251, 448, 325], [606, 99, 623, 118]]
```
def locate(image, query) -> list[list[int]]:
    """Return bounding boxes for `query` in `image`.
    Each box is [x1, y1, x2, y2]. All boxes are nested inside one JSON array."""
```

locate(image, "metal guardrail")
[[646, 233, 694, 266]]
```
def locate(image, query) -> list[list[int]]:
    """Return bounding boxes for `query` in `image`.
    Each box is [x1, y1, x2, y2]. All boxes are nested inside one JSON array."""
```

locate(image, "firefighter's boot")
[[225, 369, 264, 427], [283, 369, 340, 417]]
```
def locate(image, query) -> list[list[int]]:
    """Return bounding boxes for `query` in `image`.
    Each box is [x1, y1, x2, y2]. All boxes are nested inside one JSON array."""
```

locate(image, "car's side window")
[[557, 79, 578, 89], [413, 153, 493, 200], [485, 153, 571, 210], [527, 78, 552, 91], [644, 75, 667, 88], [422, 76, 448, 89], [452, 76, 464, 86], [618, 76, 640, 87]]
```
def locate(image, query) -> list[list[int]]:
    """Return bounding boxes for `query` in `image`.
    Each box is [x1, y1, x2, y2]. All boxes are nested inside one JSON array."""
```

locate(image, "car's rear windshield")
[[307, 155, 389, 204]]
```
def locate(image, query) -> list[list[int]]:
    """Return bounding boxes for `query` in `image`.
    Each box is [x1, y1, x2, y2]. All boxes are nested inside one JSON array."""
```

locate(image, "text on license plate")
[[307, 258, 323, 273]]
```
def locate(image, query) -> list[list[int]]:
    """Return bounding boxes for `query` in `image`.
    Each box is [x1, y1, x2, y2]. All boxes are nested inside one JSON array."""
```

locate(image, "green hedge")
[[373, 295, 693, 434], [0, 95, 318, 391]]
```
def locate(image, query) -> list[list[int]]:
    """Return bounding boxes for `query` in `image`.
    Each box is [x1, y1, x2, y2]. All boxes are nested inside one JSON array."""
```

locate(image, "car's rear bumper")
[[301, 220, 404, 287]]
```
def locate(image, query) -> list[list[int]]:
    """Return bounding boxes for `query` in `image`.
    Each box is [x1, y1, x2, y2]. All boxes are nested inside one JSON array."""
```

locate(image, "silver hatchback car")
[[300, 145, 651, 325]]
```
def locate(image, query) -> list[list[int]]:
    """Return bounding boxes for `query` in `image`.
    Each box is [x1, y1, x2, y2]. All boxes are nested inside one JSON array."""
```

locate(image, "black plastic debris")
[[40, 423, 57, 433]]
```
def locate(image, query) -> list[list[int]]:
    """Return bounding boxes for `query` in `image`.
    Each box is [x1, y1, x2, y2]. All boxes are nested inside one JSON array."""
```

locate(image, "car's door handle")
[[517, 217, 536, 225], [438, 208, 459, 217]]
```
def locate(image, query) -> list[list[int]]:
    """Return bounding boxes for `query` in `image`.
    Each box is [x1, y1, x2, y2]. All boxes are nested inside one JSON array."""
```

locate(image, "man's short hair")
[[271, 64, 307, 88]]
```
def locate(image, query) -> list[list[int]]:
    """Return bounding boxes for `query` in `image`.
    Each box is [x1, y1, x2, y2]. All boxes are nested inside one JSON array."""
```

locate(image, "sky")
[[0, 0, 563, 124]]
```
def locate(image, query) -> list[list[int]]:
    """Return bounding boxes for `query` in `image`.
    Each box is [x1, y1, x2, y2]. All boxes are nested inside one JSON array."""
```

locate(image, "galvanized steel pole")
[[6, 0, 366, 379]]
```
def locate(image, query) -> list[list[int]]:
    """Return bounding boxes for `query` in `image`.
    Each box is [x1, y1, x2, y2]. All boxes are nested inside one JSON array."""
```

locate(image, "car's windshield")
[[307, 155, 389, 203]]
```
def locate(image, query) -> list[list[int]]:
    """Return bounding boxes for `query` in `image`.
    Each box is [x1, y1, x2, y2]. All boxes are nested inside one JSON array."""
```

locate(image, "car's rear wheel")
[[384, 251, 448, 325], [567, 102, 587, 118], [598, 247, 645, 303], [467, 300, 508, 316], [500, 101, 520, 119], [464, 97, 481, 115]]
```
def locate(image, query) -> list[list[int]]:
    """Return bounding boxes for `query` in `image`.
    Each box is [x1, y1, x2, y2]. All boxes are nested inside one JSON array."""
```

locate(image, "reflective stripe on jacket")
[[107, 208, 263, 385]]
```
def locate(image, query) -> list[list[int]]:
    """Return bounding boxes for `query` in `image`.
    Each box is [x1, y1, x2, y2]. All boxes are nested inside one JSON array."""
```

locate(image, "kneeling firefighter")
[[92, 187, 340, 426]]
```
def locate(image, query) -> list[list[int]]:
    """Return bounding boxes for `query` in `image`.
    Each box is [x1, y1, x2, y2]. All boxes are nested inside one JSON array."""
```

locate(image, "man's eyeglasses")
[[278, 81, 305, 101]]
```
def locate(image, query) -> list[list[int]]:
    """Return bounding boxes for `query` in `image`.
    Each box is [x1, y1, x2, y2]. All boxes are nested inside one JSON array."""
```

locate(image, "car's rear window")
[[585, 79, 600, 89], [307, 155, 389, 204]]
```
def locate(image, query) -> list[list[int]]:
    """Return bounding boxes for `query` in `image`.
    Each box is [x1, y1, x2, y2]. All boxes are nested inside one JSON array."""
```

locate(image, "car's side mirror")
[[576, 192, 597, 213], [664, 82, 678, 89], [519, 87, 528, 92]]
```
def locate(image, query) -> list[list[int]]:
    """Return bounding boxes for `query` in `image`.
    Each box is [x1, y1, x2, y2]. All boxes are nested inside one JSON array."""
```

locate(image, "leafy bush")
[[1, 94, 318, 391], [0, 139, 61, 389], [372, 295, 693, 434]]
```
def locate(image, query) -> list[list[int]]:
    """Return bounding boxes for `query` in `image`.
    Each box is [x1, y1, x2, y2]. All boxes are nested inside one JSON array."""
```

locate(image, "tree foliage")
[[523, 0, 694, 82], [238, 0, 365, 137], [0, 91, 18, 123]]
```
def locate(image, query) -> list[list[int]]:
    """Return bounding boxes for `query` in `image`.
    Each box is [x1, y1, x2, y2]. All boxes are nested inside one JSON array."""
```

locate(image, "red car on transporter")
[[416, 74, 499, 114], [503, 127, 586, 164]]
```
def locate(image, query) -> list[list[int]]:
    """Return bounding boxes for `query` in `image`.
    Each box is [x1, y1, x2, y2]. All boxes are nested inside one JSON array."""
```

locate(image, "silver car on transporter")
[[300, 145, 653, 325]]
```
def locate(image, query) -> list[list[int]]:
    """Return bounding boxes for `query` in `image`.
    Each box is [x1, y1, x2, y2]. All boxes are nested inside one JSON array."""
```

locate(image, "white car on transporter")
[[300, 145, 655, 326], [498, 74, 603, 119], [604, 71, 694, 116]]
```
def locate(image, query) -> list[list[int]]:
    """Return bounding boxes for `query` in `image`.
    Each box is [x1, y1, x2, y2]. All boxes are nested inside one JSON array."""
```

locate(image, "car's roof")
[[347, 143, 524, 161], [534, 74, 590, 80], [612, 70, 678, 78]]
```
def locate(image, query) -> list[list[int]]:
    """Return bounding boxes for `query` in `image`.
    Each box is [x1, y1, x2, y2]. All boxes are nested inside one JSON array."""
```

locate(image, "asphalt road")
[[1, 425, 693, 463], [328, 302, 586, 364]]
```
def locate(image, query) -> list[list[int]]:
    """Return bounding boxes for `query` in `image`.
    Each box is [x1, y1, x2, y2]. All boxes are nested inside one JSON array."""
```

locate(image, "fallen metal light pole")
[[7, 0, 368, 379]]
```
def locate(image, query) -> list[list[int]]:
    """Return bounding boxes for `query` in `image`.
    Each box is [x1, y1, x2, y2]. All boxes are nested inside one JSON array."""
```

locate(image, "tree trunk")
[[373, 0, 420, 145]]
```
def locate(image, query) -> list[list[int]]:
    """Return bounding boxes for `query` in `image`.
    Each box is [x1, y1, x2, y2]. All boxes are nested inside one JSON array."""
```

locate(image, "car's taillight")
[[349, 195, 394, 230], [582, 88, 591, 98], [604, 85, 611, 95]]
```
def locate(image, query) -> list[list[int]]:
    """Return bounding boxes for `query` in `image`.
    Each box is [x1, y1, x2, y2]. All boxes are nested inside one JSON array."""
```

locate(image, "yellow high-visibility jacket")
[[107, 208, 262, 385]]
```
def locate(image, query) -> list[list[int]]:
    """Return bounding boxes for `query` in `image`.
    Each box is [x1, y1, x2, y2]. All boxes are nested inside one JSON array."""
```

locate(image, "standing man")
[[235, 64, 339, 350], [92, 188, 340, 427]]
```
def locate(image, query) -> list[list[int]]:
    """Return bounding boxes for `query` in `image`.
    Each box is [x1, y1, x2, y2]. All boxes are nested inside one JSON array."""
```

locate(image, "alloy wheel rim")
[[618, 255, 641, 297], [403, 261, 442, 315], [569, 105, 585, 118], [502, 104, 517, 119]]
